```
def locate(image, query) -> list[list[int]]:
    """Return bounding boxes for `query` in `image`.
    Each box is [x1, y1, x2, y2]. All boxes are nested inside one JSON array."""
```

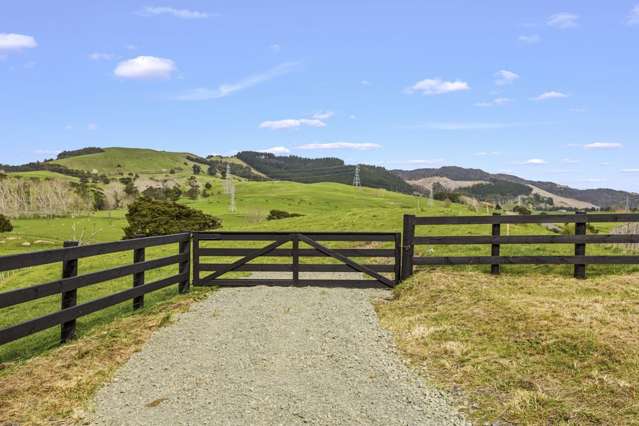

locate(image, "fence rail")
[[0, 233, 190, 346], [194, 231, 401, 287], [402, 212, 639, 279]]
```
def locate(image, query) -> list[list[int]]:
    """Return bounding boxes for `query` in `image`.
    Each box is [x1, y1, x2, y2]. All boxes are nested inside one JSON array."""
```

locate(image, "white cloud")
[[114, 56, 176, 79], [259, 118, 326, 130], [406, 78, 470, 95], [495, 70, 519, 86], [518, 34, 541, 44], [584, 142, 623, 150], [296, 142, 381, 151], [260, 146, 290, 154], [89, 52, 115, 61], [475, 97, 512, 107], [622, 168, 639, 173], [311, 111, 334, 120], [175, 62, 300, 100], [0, 33, 37, 52], [87, 123, 98, 131], [547, 13, 579, 29], [628, 4, 639, 25], [523, 158, 547, 165], [531, 91, 568, 101], [138, 6, 209, 19]]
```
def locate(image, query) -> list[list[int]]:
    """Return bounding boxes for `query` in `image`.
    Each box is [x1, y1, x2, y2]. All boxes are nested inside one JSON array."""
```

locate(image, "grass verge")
[[0, 287, 213, 425], [375, 271, 639, 425]]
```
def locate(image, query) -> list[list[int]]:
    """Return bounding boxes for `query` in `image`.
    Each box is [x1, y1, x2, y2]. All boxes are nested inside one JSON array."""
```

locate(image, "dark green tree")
[[123, 198, 221, 238], [0, 214, 13, 232]]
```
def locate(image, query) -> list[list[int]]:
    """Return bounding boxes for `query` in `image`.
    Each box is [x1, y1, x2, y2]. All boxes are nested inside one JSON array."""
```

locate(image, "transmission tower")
[[353, 165, 361, 188], [229, 181, 236, 212], [223, 164, 231, 194]]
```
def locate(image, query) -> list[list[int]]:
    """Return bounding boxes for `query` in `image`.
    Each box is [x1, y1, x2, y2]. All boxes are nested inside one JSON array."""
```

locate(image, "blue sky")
[[1, 1, 638, 191]]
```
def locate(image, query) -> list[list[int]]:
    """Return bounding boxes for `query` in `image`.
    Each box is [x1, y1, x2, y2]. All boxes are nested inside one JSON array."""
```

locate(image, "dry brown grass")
[[375, 271, 639, 425], [0, 289, 211, 425]]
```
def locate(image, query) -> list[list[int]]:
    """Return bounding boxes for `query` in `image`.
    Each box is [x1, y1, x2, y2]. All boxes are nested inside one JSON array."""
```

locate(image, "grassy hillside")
[[51, 147, 200, 176]]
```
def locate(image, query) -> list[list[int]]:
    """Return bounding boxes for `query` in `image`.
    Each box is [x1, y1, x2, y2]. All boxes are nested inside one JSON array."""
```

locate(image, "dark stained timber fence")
[[402, 212, 639, 279], [0, 233, 191, 346], [193, 232, 401, 288]]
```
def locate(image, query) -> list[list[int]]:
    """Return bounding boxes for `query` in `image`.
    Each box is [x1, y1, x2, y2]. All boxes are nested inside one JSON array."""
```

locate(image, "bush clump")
[[0, 214, 13, 232], [123, 197, 221, 238], [266, 209, 303, 221]]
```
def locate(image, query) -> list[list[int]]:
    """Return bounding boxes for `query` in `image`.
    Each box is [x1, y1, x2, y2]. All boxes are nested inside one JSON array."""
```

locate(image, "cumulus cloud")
[[406, 78, 470, 95], [547, 13, 579, 29], [259, 119, 326, 130], [176, 62, 300, 100], [628, 4, 639, 25], [523, 158, 547, 165], [137, 6, 209, 19], [89, 52, 116, 61], [584, 142, 623, 150], [260, 146, 290, 154], [311, 111, 334, 120], [114, 56, 176, 79], [0, 33, 37, 53], [518, 34, 541, 44], [495, 70, 519, 86], [531, 91, 568, 101], [296, 142, 381, 151]]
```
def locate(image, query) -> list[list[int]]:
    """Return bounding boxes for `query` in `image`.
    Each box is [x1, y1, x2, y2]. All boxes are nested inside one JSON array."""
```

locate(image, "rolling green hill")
[[51, 147, 202, 176]]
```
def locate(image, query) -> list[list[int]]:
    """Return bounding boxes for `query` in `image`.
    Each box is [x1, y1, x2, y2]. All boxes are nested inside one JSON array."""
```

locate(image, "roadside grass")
[[375, 271, 639, 425], [0, 286, 213, 425]]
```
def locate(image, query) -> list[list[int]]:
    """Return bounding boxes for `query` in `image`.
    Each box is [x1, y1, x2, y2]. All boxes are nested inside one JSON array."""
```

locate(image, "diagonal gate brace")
[[200, 235, 292, 285], [296, 234, 394, 288]]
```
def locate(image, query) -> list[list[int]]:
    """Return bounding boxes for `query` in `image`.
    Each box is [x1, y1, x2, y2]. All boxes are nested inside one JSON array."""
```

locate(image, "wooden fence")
[[402, 212, 639, 279], [0, 233, 190, 346], [194, 232, 401, 287]]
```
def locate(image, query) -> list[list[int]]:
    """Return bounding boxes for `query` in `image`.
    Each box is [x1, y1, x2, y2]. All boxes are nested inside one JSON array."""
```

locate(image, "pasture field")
[[1, 179, 638, 424], [377, 271, 639, 425]]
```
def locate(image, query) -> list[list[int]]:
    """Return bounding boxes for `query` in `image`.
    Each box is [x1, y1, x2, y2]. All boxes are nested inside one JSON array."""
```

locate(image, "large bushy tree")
[[123, 197, 221, 238]]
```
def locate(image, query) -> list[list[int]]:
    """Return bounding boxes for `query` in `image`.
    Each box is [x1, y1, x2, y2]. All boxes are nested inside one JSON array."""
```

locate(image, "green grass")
[[376, 271, 639, 425], [6, 170, 79, 182], [52, 147, 200, 176], [1, 179, 637, 364]]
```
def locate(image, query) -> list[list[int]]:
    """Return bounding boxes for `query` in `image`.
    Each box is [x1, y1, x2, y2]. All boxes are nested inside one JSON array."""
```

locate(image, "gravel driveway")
[[90, 274, 467, 425]]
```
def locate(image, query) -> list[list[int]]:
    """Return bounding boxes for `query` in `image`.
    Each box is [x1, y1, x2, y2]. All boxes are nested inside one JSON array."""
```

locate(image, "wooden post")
[[292, 234, 300, 285], [574, 211, 587, 279], [192, 232, 200, 286], [401, 215, 416, 280], [61, 240, 79, 343], [394, 233, 402, 285], [133, 247, 145, 310], [178, 237, 191, 293], [491, 213, 501, 275]]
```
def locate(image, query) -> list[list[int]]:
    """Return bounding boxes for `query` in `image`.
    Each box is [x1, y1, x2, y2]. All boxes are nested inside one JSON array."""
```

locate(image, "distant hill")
[[394, 167, 638, 210], [237, 151, 414, 194]]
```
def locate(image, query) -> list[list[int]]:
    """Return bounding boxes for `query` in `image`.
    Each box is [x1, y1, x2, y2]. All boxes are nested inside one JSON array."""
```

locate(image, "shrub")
[[123, 198, 221, 238], [0, 214, 13, 232], [513, 205, 532, 215], [266, 209, 303, 221]]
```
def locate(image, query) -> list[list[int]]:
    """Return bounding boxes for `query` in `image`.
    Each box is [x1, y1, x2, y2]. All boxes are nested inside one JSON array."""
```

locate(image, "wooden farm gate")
[[193, 232, 401, 288]]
